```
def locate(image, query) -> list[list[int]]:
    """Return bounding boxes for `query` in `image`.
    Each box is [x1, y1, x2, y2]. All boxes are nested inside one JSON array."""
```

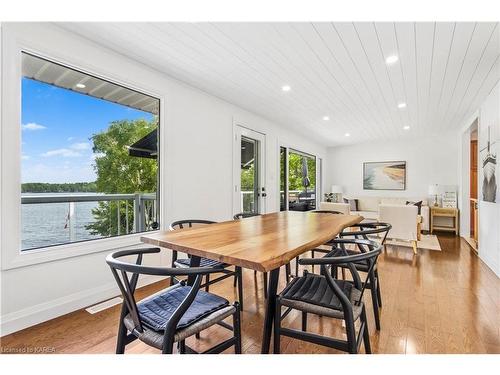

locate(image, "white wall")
[[325, 136, 459, 201], [0, 23, 326, 335]]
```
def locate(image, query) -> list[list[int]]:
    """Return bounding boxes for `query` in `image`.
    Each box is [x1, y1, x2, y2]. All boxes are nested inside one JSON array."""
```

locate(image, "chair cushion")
[[123, 305, 236, 347], [174, 257, 226, 268], [280, 274, 362, 320], [137, 285, 229, 331]]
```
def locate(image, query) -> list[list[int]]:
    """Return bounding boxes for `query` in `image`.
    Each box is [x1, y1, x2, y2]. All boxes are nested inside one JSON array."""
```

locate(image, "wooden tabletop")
[[141, 211, 363, 272]]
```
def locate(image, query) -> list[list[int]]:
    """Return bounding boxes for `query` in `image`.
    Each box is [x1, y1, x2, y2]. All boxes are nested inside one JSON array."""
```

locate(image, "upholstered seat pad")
[[280, 274, 362, 320], [175, 258, 227, 268], [137, 286, 229, 331], [124, 305, 236, 347]]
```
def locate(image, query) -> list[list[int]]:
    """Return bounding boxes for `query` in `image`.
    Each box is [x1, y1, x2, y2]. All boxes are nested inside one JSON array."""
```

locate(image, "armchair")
[[378, 204, 421, 254]]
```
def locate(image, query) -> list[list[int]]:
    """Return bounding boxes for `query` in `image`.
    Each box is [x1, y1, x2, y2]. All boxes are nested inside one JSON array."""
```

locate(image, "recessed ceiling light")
[[385, 55, 399, 65], [398, 102, 407, 109], [344, 133, 350, 137], [403, 125, 410, 130], [75, 83, 86, 89], [281, 85, 291, 92], [322, 116, 330, 121]]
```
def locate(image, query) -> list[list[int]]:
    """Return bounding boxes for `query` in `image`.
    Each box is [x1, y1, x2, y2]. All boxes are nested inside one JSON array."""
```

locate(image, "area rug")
[[384, 234, 441, 251]]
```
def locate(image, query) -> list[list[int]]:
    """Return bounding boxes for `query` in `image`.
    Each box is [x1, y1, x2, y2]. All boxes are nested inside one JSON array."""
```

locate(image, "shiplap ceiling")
[[59, 22, 500, 146]]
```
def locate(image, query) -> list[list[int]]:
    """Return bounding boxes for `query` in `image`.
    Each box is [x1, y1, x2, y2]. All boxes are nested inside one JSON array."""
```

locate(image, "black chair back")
[[299, 239, 382, 308], [312, 210, 343, 215], [340, 222, 392, 251], [170, 219, 216, 230], [106, 248, 222, 336], [233, 212, 260, 220]]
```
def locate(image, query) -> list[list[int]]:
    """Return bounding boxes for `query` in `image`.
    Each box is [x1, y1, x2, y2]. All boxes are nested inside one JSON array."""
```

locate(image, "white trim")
[[0, 274, 160, 337], [232, 120, 267, 215], [1, 25, 166, 270]]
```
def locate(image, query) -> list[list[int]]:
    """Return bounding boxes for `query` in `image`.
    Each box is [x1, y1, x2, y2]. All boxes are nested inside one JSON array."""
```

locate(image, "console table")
[[430, 207, 459, 235]]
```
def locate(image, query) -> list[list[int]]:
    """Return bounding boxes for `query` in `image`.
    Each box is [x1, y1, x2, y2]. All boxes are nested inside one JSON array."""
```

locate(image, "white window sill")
[[1, 231, 159, 271]]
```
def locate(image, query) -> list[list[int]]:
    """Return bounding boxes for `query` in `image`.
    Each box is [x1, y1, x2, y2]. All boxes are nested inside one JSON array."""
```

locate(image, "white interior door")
[[233, 125, 266, 215]]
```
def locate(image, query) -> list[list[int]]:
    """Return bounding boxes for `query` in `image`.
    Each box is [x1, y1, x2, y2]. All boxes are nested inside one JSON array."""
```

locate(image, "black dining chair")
[[106, 247, 241, 354], [294, 210, 343, 277], [333, 222, 391, 330], [170, 219, 244, 309], [274, 238, 382, 354]]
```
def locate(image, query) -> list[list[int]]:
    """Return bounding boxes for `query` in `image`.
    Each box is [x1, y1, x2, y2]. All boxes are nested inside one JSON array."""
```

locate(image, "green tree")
[[86, 118, 158, 236]]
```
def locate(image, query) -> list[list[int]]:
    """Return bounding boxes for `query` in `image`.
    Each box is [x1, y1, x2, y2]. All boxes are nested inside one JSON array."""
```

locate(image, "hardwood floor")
[[1, 234, 499, 354]]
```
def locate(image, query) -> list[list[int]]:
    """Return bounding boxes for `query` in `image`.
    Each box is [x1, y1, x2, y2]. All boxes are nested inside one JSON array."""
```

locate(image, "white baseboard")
[[0, 275, 161, 337]]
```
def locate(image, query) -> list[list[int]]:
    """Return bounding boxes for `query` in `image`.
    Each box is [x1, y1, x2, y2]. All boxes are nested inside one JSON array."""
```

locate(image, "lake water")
[[21, 193, 101, 250]]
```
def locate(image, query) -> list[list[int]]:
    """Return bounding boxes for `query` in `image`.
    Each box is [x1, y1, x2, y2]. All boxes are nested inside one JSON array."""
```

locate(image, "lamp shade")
[[331, 185, 343, 194], [428, 184, 439, 195]]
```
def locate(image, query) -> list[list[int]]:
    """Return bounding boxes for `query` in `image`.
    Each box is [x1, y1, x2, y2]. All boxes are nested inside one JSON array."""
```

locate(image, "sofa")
[[319, 196, 430, 231]]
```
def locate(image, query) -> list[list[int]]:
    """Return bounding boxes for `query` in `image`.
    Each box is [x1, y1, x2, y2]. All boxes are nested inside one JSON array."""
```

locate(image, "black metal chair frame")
[[274, 239, 382, 354], [169, 219, 244, 309], [294, 210, 343, 277], [335, 222, 391, 330], [106, 247, 242, 354]]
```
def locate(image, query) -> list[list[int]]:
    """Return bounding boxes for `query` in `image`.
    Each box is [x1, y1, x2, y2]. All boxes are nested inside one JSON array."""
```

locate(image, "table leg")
[[187, 256, 201, 286], [261, 267, 280, 354]]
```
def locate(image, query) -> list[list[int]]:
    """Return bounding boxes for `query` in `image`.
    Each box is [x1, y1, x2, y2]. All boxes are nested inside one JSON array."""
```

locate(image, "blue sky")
[[21, 78, 154, 183]]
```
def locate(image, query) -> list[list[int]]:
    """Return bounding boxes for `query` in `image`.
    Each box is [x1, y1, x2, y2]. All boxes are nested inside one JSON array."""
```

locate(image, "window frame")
[[1, 30, 166, 270]]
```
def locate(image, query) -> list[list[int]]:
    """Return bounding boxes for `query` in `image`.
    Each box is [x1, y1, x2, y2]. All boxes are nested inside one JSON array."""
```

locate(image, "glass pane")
[[287, 151, 316, 212], [240, 137, 258, 214], [21, 53, 160, 251]]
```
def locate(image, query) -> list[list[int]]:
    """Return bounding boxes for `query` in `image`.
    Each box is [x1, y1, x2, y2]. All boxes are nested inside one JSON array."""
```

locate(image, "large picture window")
[[21, 53, 160, 251]]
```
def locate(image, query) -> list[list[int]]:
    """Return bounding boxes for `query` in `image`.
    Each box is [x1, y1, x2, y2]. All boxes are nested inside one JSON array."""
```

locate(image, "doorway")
[[469, 125, 479, 251], [233, 126, 266, 215], [280, 147, 318, 212]]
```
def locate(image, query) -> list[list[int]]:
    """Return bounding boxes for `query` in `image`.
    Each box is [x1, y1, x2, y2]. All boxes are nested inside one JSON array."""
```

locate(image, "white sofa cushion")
[[355, 197, 380, 212], [318, 202, 350, 215]]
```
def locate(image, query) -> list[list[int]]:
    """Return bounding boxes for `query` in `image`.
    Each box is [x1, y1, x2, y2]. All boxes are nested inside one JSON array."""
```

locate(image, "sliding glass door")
[[280, 147, 318, 212]]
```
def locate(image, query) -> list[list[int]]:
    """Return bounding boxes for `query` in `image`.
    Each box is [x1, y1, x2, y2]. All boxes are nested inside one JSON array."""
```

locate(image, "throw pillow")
[[406, 200, 423, 215], [343, 198, 359, 211]]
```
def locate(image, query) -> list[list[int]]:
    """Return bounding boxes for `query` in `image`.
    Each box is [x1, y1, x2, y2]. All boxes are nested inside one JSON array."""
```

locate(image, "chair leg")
[[375, 269, 382, 307], [236, 267, 243, 311], [116, 304, 128, 354], [361, 306, 372, 354], [345, 314, 358, 354], [295, 256, 299, 277], [195, 332, 200, 339], [115, 321, 128, 354], [233, 302, 242, 354], [311, 249, 315, 273], [263, 272, 268, 299], [179, 340, 186, 354], [234, 268, 238, 287], [285, 263, 291, 283], [170, 250, 178, 286], [369, 272, 381, 330], [205, 274, 210, 292], [274, 299, 281, 354], [301, 311, 307, 332]]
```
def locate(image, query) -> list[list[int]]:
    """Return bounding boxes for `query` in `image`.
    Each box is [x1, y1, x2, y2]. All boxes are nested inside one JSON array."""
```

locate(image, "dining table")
[[140, 210, 363, 354]]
